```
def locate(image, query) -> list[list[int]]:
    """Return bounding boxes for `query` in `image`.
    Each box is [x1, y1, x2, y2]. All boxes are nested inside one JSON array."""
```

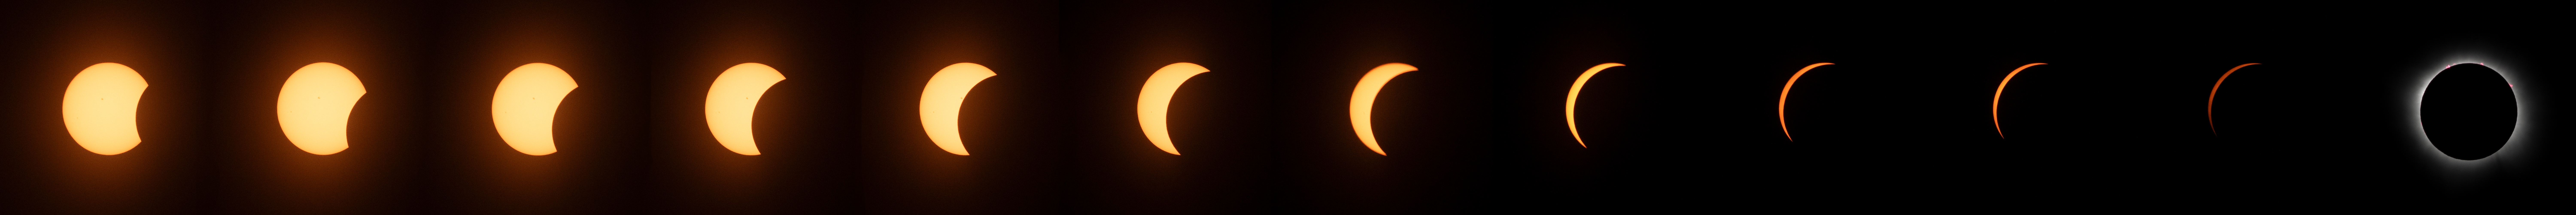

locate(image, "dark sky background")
[[0, 1, 2567, 214]]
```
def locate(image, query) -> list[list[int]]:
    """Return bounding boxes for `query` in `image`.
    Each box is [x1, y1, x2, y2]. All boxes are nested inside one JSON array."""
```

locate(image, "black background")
[[1, 1, 2569, 214]]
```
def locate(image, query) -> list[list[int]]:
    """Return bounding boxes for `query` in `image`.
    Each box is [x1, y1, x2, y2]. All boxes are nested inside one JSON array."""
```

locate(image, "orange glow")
[[1138, 63, 1211, 155], [1349, 63, 1418, 156], [492, 63, 579, 155], [64, 63, 149, 155], [1563, 63, 1625, 147], [2208, 63, 2259, 134], [921, 63, 996, 156], [1776, 63, 1833, 141], [1991, 63, 2046, 138], [706, 63, 785, 155], [277, 62, 367, 155]]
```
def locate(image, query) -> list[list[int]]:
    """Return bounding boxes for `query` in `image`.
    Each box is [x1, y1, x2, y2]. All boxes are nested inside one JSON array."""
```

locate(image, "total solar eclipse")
[[2417, 63, 2517, 160], [9, 0, 2567, 212]]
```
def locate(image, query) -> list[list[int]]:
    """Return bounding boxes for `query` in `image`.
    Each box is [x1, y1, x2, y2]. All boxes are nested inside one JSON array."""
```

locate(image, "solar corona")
[[2418, 63, 2518, 160]]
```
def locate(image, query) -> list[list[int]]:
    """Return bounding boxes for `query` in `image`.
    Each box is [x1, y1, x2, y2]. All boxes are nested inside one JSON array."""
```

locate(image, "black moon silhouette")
[[2419, 63, 2517, 160]]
